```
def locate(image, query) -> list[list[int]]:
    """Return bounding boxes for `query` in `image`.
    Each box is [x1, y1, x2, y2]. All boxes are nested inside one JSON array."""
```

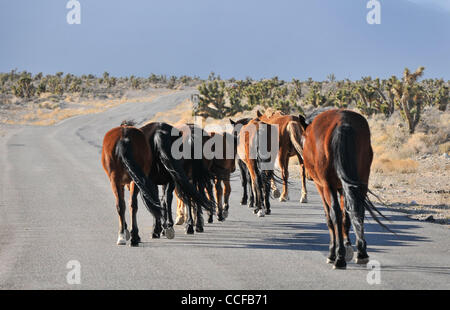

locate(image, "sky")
[[0, 0, 449, 80]]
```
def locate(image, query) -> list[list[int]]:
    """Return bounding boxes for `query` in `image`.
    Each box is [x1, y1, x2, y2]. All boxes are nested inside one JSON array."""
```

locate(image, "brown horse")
[[237, 117, 278, 216], [301, 109, 388, 269], [208, 131, 237, 221], [101, 122, 162, 246], [256, 109, 308, 204]]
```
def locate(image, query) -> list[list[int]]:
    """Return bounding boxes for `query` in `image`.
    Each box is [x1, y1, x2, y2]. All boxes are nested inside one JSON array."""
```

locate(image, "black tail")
[[154, 128, 215, 213], [256, 123, 282, 198], [331, 124, 392, 233], [116, 130, 161, 219]]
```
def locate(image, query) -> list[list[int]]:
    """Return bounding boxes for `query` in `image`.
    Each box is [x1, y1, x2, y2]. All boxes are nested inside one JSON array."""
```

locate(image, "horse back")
[[303, 109, 372, 186]]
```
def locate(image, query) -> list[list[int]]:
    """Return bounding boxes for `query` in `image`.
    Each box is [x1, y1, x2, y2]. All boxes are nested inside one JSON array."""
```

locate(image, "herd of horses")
[[101, 107, 389, 270]]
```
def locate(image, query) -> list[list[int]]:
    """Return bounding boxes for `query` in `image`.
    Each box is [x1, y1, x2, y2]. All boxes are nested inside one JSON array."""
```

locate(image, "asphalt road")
[[0, 90, 449, 289]]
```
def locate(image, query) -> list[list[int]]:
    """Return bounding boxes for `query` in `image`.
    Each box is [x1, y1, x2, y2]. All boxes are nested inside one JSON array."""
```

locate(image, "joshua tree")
[[391, 67, 425, 134], [11, 76, 35, 98], [196, 80, 227, 118], [434, 85, 449, 111]]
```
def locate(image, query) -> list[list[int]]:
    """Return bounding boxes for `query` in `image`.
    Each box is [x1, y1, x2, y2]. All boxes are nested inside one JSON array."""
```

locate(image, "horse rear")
[[302, 109, 385, 269], [101, 123, 162, 246]]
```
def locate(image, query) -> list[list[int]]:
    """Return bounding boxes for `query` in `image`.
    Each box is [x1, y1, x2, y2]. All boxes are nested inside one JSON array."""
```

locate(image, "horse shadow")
[[142, 210, 431, 255]]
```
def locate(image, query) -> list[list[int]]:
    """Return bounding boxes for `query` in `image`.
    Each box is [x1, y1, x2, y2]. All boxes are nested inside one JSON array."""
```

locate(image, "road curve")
[[0, 90, 449, 289]]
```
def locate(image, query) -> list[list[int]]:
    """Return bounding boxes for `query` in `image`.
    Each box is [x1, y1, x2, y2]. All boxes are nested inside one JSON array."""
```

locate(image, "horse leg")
[[270, 178, 280, 199], [350, 187, 369, 264], [175, 193, 185, 225], [263, 171, 272, 215], [128, 182, 141, 246], [238, 160, 248, 205], [111, 178, 129, 245], [324, 185, 347, 269], [185, 199, 195, 235], [223, 177, 231, 219], [247, 168, 255, 209], [297, 154, 308, 203], [214, 178, 225, 222], [279, 152, 290, 202], [162, 182, 175, 239], [317, 185, 336, 263], [339, 191, 354, 262], [148, 182, 162, 239], [248, 160, 264, 217], [195, 205, 204, 233]]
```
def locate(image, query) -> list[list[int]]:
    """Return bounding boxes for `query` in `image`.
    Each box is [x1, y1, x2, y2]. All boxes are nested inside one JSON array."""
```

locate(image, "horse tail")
[[331, 124, 392, 233], [115, 128, 161, 218], [256, 123, 281, 195], [286, 120, 304, 160], [154, 130, 215, 214]]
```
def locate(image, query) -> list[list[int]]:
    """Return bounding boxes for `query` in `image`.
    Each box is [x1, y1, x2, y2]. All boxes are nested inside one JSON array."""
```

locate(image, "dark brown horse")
[[301, 109, 388, 269], [208, 131, 238, 221], [256, 109, 308, 204], [101, 122, 162, 246], [129, 122, 215, 236]]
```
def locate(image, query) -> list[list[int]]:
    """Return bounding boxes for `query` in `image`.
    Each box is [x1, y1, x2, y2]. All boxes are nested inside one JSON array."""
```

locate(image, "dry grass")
[[3, 91, 173, 126]]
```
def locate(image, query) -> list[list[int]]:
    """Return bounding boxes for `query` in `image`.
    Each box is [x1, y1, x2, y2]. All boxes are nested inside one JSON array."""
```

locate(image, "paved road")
[[0, 91, 449, 289]]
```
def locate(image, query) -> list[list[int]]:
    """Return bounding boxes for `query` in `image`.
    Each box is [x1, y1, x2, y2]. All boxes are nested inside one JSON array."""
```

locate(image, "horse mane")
[[120, 120, 136, 127]]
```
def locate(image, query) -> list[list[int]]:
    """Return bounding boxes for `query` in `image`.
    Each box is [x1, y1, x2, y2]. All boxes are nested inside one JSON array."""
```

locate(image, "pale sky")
[[0, 0, 449, 80]]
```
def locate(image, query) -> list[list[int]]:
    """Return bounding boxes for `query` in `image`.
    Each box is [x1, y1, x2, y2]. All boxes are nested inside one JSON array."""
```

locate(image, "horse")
[[236, 117, 279, 217], [229, 117, 253, 207], [207, 130, 238, 221], [101, 122, 162, 246], [170, 123, 217, 232], [128, 122, 215, 236], [301, 109, 389, 269], [256, 109, 308, 204]]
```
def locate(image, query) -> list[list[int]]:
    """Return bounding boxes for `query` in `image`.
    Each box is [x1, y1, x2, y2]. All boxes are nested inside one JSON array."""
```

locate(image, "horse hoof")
[[164, 227, 175, 239], [125, 229, 131, 241], [175, 216, 184, 225], [152, 233, 160, 239], [116, 233, 127, 245], [185, 225, 194, 235], [223, 210, 229, 219], [326, 257, 335, 264], [265, 209, 271, 215], [333, 259, 347, 270], [130, 240, 139, 247], [240, 198, 248, 205], [195, 226, 204, 233], [300, 196, 308, 203], [218, 215, 225, 222], [279, 196, 289, 202], [272, 189, 281, 199], [257, 210, 265, 217], [208, 217, 213, 224], [345, 245, 354, 262], [355, 257, 370, 265]]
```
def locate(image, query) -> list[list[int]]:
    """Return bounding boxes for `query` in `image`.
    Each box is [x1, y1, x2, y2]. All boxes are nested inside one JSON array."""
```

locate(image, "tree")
[[391, 67, 425, 134], [11, 76, 35, 98]]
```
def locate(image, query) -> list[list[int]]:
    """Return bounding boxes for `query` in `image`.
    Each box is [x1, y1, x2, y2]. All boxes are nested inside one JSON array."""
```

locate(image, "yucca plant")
[[391, 67, 425, 134]]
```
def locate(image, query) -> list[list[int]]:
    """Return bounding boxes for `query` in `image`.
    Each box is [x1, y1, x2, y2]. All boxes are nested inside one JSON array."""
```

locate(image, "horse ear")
[[256, 110, 263, 118], [229, 119, 236, 125], [298, 114, 308, 130]]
